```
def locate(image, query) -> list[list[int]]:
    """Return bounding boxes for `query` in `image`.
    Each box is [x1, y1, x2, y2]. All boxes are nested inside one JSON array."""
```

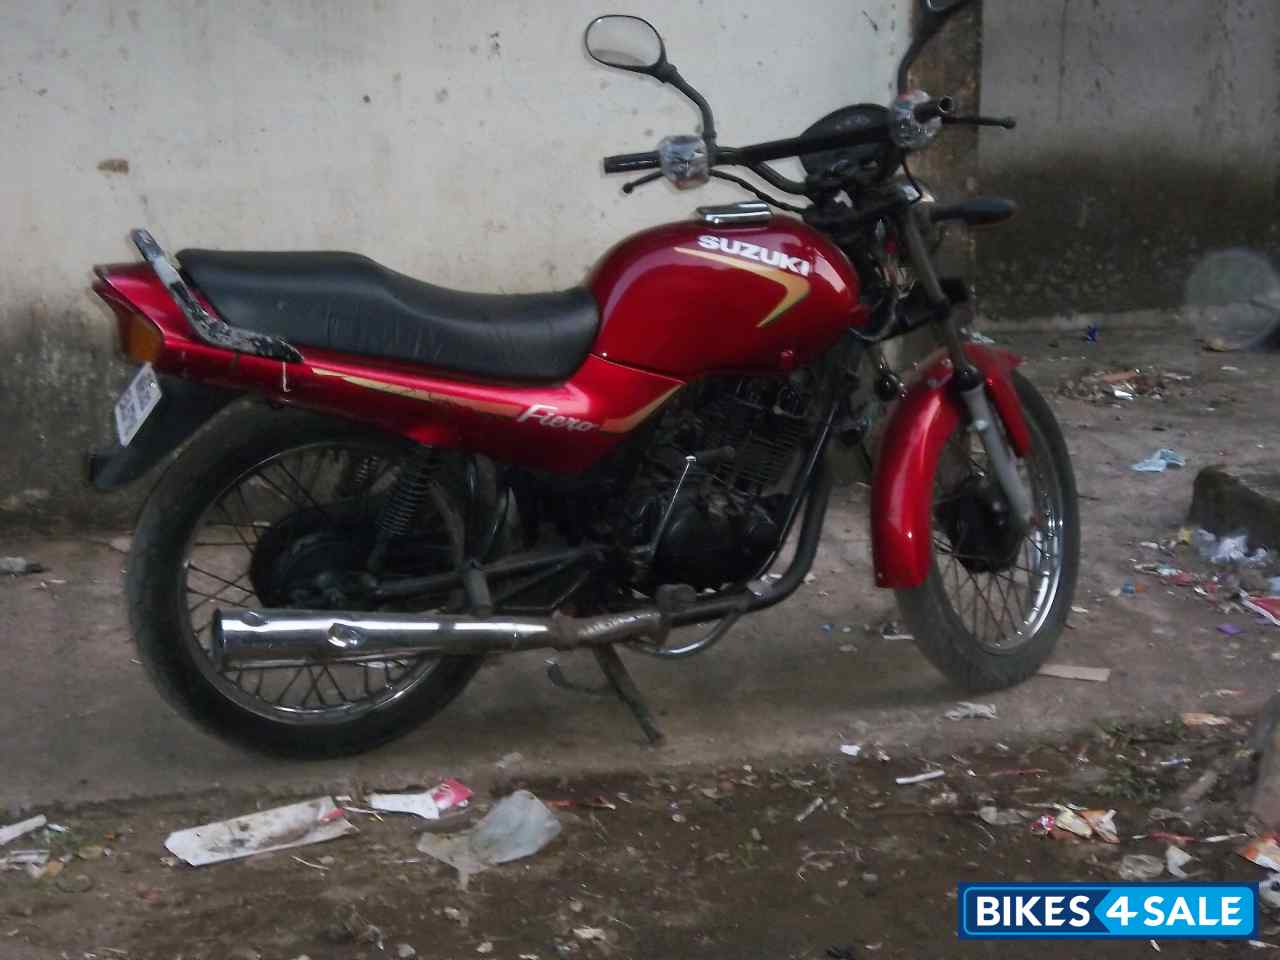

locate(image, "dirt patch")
[[2, 719, 1275, 959]]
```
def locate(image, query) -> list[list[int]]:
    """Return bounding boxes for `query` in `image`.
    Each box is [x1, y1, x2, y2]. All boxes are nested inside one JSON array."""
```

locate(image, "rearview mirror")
[[585, 15, 667, 74]]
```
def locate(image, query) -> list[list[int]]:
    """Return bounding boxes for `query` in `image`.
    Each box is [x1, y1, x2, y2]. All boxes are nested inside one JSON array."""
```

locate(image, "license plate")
[[114, 363, 163, 446]]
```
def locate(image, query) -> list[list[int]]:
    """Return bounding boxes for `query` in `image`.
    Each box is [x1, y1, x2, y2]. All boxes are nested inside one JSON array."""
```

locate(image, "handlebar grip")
[[912, 96, 955, 123], [603, 151, 661, 174]]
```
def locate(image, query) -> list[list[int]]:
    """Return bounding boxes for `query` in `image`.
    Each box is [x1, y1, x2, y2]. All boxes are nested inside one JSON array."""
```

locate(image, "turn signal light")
[[118, 309, 164, 363]]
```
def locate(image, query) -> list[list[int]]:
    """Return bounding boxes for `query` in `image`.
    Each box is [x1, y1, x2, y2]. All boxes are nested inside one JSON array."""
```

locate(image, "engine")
[[620, 372, 822, 590]]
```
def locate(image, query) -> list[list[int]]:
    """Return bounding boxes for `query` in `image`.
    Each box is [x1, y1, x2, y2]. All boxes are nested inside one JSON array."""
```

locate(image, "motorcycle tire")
[[895, 370, 1080, 691], [127, 403, 489, 758]]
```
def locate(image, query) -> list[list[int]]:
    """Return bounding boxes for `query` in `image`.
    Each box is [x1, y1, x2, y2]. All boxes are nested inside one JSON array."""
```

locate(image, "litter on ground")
[[1037, 664, 1112, 683], [1193, 529, 1270, 566], [416, 790, 561, 887], [1082, 809, 1119, 843], [0, 556, 46, 575], [1238, 834, 1280, 872], [1052, 808, 1093, 839], [368, 779, 473, 820], [895, 770, 944, 786], [1165, 845, 1196, 879], [0, 815, 47, 847], [1117, 853, 1165, 881], [1245, 596, 1280, 628], [944, 702, 998, 721], [164, 797, 356, 867], [977, 806, 1027, 827], [795, 798, 825, 822], [1131, 449, 1186, 473], [1181, 712, 1233, 727]]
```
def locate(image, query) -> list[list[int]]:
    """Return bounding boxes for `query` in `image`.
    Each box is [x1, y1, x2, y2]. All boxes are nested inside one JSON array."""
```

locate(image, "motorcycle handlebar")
[[603, 151, 661, 174], [604, 122, 895, 177]]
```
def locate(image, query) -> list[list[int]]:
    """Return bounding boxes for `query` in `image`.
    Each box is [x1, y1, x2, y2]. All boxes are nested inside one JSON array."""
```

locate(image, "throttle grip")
[[912, 96, 955, 123]]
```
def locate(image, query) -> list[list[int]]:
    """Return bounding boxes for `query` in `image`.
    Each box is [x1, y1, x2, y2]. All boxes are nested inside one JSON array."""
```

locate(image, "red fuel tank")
[[589, 215, 865, 377]]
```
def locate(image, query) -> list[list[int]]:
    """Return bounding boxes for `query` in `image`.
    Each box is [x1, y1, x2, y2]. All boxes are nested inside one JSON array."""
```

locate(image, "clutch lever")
[[943, 114, 1017, 129], [622, 171, 664, 194]]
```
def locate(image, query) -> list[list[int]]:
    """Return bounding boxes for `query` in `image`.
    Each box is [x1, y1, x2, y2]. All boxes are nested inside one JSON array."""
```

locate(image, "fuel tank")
[[589, 214, 865, 377]]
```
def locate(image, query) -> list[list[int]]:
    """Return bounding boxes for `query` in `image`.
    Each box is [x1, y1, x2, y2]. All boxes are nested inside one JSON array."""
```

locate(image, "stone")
[[1189, 465, 1280, 551], [395, 945, 417, 959], [1251, 693, 1280, 830], [54, 873, 93, 894]]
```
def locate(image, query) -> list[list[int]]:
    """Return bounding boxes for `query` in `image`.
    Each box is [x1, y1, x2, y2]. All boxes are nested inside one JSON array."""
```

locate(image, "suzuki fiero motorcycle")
[[89, 1, 1079, 756]]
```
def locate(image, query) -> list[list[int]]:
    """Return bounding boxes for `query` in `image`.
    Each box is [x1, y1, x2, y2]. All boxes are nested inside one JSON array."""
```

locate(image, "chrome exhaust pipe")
[[212, 607, 666, 670]]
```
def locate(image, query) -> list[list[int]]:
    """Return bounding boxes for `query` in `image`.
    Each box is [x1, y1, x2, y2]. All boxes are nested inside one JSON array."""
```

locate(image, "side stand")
[[593, 645, 665, 746]]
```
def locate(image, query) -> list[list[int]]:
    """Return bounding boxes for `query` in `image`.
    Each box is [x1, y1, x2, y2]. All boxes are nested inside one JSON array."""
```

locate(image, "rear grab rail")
[[129, 228, 303, 363]]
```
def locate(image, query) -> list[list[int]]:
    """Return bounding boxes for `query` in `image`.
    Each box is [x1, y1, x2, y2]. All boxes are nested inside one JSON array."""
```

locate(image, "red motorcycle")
[[90, 2, 1078, 756]]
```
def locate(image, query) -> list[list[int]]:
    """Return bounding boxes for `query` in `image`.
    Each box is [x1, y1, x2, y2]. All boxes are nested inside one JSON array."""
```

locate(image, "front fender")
[[871, 344, 1030, 589]]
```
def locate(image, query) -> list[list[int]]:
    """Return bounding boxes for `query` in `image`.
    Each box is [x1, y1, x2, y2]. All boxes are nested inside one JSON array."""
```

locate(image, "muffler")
[[212, 607, 666, 670]]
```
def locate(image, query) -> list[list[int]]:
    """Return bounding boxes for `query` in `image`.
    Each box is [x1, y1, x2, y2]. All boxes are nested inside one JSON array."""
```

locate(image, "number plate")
[[114, 363, 163, 446]]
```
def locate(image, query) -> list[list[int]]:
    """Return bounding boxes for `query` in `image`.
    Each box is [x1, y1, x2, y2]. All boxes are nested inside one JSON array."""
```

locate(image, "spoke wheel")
[[127, 405, 495, 757], [182, 441, 461, 725], [895, 371, 1079, 691], [930, 425, 1063, 655]]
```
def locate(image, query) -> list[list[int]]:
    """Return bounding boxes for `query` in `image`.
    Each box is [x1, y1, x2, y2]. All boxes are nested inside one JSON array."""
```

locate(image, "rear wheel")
[[127, 405, 491, 757], [895, 371, 1079, 691]]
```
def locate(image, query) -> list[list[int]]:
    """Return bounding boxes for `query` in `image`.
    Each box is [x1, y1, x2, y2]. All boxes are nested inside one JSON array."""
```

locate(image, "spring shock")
[[338, 454, 379, 498], [368, 447, 437, 572]]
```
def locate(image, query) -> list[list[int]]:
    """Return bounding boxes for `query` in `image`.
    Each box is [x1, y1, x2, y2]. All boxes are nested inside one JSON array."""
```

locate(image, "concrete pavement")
[[1, 326, 1277, 812]]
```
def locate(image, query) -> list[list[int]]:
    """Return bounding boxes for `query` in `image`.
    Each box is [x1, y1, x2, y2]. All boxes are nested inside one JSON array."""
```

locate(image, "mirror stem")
[[656, 63, 717, 146]]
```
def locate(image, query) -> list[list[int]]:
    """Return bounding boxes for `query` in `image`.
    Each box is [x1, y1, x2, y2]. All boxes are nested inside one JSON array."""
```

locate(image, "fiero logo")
[[517, 404, 599, 432], [696, 235, 812, 277]]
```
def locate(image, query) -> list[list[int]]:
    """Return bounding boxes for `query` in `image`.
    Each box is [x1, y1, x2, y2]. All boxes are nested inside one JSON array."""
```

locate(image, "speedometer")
[[799, 103, 902, 186]]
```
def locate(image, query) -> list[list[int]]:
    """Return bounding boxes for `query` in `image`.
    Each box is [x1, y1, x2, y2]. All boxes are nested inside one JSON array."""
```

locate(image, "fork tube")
[[898, 210, 1032, 530]]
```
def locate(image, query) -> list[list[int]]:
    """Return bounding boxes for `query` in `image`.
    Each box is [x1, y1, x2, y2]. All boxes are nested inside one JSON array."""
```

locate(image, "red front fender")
[[870, 344, 1031, 589]]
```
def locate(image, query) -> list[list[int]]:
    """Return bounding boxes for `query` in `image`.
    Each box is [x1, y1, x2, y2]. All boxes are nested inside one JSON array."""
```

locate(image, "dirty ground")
[[2, 719, 1277, 959], [3, 322, 1280, 955]]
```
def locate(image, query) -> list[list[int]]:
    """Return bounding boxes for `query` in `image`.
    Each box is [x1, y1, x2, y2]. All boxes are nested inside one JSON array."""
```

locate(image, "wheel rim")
[[929, 410, 1066, 655], [180, 441, 463, 725]]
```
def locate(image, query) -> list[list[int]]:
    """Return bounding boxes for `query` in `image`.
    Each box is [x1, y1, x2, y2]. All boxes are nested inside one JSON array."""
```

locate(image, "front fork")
[[897, 210, 1033, 532]]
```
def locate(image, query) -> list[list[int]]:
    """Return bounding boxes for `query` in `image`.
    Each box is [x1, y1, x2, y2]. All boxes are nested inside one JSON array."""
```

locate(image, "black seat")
[[177, 250, 600, 382]]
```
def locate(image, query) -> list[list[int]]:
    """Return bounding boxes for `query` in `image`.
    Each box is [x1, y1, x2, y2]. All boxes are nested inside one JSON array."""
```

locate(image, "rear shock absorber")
[[338, 454, 379, 498], [368, 447, 437, 573]]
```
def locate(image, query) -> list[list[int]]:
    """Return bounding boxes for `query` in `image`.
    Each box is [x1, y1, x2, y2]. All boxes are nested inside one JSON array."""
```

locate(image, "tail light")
[[117, 309, 164, 363], [93, 283, 164, 363]]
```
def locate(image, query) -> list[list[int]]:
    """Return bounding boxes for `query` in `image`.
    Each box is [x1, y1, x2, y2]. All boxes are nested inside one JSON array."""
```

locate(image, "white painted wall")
[[0, 0, 910, 521], [2, 0, 909, 296]]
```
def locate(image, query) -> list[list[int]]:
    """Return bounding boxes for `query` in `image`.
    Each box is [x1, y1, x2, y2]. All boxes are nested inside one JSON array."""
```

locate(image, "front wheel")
[[896, 370, 1080, 691]]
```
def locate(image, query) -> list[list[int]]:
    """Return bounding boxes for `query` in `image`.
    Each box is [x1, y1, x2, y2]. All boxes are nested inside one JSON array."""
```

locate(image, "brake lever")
[[622, 172, 664, 194], [943, 115, 1017, 129]]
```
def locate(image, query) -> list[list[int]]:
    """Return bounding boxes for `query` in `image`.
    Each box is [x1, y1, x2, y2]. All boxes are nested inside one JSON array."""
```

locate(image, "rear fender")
[[87, 375, 241, 491], [870, 344, 1030, 589]]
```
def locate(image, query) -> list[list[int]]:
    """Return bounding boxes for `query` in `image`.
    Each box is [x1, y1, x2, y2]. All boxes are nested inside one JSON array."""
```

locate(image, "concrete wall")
[[976, 0, 1280, 320], [0, 0, 910, 526]]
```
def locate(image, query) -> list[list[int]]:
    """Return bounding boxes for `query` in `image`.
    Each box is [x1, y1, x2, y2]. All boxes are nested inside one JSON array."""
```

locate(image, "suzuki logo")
[[696, 235, 812, 276], [517, 404, 599, 432]]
